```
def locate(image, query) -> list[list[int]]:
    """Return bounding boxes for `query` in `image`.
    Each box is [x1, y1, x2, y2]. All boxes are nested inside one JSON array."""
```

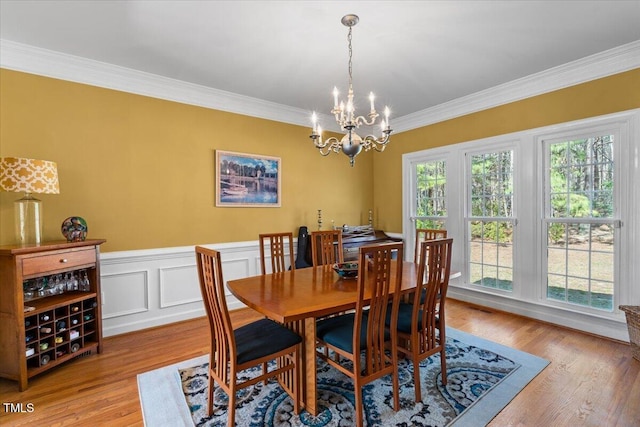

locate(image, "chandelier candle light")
[[0, 157, 60, 245], [310, 14, 392, 167]]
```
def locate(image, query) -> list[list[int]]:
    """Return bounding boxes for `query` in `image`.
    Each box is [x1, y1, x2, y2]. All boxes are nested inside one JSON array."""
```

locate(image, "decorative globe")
[[61, 216, 88, 242]]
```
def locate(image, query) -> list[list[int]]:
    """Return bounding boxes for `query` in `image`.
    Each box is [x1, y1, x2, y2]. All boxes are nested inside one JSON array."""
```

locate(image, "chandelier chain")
[[347, 26, 353, 88]]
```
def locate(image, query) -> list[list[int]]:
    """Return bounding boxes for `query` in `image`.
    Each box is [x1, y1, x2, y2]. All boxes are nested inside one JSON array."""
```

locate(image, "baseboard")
[[447, 287, 629, 342]]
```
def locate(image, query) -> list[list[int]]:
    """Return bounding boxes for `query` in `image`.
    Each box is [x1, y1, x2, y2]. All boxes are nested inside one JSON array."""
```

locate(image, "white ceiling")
[[1, 0, 639, 132]]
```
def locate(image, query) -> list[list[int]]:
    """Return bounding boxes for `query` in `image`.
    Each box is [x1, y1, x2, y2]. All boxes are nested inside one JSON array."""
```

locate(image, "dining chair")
[[315, 242, 404, 427], [414, 228, 447, 263], [310, 229, 344, 267], [392, 237, 452, 402], [259, 232, 295, 274], [195, 246, 302, 426]]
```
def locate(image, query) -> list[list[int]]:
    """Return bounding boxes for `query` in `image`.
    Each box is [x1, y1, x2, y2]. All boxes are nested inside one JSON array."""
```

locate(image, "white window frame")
[[401, 109, 640, 341]]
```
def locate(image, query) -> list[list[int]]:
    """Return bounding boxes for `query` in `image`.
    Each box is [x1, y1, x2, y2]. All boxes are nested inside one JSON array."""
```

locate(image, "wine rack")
[[0, 240, 106, 391], [24, 296, 99, 372]]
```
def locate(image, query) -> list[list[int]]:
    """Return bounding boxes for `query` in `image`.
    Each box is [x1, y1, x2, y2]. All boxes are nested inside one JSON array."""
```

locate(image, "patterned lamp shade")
[[1, 157, 60, 245], [0, 157, 60, 194]]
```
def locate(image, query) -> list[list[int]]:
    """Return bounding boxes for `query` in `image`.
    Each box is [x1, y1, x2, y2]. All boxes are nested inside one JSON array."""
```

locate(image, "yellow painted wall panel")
[[0, 70, 374, 251]]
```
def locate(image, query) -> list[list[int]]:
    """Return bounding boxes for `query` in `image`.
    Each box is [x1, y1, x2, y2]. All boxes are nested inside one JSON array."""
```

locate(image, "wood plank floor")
[[1, 299, 638, 426]]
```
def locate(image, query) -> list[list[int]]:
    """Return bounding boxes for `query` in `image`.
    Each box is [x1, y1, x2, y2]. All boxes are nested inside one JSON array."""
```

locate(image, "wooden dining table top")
[[227, 261, 420, 323]]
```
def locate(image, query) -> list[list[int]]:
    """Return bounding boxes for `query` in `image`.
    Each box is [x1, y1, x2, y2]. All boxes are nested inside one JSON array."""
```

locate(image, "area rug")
[[138, 328, 548, 426]]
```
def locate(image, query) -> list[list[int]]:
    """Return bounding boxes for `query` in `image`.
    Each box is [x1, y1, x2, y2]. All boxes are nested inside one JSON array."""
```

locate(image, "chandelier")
[[310, 14, 392, 167]]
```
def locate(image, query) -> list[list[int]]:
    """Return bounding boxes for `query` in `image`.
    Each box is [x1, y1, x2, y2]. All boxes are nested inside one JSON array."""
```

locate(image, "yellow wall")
[[3, 68, 639, 251], [0, 70, 374, 251], [372, 68, 640, 232]]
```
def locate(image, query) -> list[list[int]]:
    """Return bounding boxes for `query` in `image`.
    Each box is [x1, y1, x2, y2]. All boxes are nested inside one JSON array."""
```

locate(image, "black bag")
[[295, 226, 312, 269]]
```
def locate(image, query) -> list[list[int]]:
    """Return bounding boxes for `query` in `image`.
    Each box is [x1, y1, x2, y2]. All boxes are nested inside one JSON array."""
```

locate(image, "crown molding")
[[2, 39, 638, 134], [0, 39, 340, 131], [393, 40, 640, 133]]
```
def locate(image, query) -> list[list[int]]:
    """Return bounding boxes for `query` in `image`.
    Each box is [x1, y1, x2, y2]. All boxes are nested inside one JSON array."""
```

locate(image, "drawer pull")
[[60, 259, 68, 263]]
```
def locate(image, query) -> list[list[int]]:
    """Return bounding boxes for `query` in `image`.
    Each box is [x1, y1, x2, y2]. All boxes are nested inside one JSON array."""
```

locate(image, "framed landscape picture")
[[215, 150, 281, 207]]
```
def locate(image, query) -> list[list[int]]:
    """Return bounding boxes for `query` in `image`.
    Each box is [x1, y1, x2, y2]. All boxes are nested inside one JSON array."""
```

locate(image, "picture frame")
[[215, 150, 281, 207]]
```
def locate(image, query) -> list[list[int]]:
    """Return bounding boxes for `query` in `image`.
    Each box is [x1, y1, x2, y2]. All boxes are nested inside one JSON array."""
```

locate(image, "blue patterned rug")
[[145, 328, 548, 427]]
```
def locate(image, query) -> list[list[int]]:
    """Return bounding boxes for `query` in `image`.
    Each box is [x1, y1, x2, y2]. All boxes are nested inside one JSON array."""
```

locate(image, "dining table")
[[226, 260, 422, 416]]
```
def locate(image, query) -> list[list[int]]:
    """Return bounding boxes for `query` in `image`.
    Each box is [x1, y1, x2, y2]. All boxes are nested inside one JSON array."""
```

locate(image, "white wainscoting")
[[99, 240, 292, 337], [99, 239, 630, 342]]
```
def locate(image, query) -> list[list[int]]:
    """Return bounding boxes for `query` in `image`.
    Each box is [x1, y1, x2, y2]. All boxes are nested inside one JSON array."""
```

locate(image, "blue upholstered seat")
[[235, 318, 302, 365], [417, 288, 442, 304], [387, 301, 444, 334], [387, 302, 422, 333], [316, 312, 354, 338], [316, 313, 368, 354]]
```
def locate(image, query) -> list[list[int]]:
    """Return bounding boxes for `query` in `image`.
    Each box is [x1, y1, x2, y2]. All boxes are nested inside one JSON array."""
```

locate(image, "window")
[[414, 159, 447, 229], [406, 158, 448, 263], [467, 150, 515, 291], [544, 134, 617, 311], [402, 109, 639, 339]]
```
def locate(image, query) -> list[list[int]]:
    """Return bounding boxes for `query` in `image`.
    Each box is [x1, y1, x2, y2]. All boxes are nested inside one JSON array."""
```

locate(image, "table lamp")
[[0, 157, 60, 245]]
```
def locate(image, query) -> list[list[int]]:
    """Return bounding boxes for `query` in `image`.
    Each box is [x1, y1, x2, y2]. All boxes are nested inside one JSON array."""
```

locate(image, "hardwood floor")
[[1, 299, 638, 426]]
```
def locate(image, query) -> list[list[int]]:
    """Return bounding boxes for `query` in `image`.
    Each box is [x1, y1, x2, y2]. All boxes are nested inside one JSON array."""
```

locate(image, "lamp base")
[[15, 193, 43, 245]]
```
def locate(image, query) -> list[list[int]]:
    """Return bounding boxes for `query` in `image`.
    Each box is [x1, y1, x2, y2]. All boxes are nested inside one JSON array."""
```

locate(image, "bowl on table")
[[333, 262, 359, 279]]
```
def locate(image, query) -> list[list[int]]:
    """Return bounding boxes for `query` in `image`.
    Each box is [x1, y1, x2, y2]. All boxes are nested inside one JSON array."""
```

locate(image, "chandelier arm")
[[312, 136, 332, 149], [311, 136, 342, 156], [362, 133, 392, 151], [352, 114, 379, 127]]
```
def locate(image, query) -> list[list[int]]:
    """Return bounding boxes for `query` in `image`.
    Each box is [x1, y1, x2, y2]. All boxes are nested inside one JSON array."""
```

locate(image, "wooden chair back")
[[195, 246, 236, 388], [401, 237, 453, 402], [414, 228, 447, 263], [259, 232, 295, 274], [196, 245, 301, 425], [316, 242, 403, 426], [310, 229, 344, 266], [356, 242, 403, 383]]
